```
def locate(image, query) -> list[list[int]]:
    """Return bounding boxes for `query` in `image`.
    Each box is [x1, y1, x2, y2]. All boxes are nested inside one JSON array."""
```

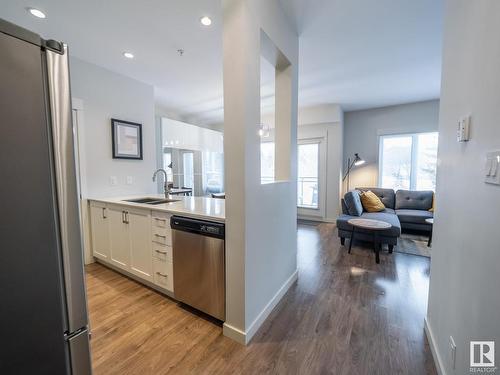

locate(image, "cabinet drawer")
[[152, 225, 172, 246], [153, 258, 173, 291], [152, 211, 171, 229], [152, 243, 172, 263]]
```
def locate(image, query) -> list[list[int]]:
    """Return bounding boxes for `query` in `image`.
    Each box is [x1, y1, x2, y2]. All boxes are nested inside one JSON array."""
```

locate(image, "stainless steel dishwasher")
[[171, 216, 225, 321]]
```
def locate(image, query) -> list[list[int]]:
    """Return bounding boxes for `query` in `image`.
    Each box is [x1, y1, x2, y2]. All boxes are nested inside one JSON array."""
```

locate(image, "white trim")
[[223, 268, 299, 345], [297, 215, 337, 224], [245, 268, 298, 344], [222, 323, 246, 345], [297, 138, 324, 215], [424, 317, 446, 375]]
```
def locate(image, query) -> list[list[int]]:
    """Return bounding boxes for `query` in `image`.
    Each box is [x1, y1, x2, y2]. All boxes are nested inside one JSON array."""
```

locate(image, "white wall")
[[426, 1, 500, 374], [70, 57, 156, 198], [344, 100, 440, 188], [222, 0, 298, 344]]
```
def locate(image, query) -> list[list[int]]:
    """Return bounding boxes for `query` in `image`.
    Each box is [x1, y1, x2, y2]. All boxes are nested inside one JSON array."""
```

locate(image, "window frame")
[[378, 131, 438, 191]]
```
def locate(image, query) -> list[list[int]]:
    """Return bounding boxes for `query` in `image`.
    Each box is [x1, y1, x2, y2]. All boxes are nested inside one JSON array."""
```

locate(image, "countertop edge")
[[88, 196, 225, 223]]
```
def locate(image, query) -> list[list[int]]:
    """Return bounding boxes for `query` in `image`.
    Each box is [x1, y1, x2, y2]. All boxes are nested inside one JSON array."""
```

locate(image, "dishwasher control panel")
[[201, 225, 221, 235], [171, 216, 225, 239]]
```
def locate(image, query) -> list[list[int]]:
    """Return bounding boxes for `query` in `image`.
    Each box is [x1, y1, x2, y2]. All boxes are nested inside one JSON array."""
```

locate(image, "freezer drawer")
[[67, 329, 92, 375]]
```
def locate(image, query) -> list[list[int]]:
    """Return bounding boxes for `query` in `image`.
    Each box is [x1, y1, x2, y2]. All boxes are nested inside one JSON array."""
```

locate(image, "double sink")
[[124, 197, 180, 205]]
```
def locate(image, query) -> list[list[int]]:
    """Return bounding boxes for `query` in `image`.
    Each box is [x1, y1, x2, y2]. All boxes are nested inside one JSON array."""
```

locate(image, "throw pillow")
[[344, 190, 363, 216], [360, 190, 385, 212], [429, 193, 435, 212]]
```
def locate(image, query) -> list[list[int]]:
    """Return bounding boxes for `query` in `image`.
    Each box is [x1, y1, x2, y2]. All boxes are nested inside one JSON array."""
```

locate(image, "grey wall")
[[70, 57, 156, 198], [426, 1, 500, 374], [343, 100, 440, 189]]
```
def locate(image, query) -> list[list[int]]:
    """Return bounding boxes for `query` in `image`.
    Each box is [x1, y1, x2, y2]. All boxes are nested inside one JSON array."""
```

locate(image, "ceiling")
[[0, 0, 443, 126]]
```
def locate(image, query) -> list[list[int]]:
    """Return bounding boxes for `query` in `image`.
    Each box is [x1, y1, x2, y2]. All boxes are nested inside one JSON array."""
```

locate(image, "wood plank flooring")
[[86, 223, 437, 375]]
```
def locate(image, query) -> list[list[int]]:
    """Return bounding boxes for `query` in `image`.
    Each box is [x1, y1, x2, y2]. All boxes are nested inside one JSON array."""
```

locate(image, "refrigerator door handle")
[[46, 45, 89, 333]]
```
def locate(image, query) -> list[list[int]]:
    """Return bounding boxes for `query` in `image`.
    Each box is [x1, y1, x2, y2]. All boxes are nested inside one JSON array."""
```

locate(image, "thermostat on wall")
[[485, 151, 500, 185]]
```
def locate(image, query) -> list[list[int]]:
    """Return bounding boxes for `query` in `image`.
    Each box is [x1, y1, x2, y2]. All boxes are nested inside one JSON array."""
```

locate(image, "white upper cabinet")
[[161, 117, 223, 153]]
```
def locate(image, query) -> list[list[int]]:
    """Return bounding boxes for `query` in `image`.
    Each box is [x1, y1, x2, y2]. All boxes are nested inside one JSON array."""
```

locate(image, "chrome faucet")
[[152, 169, 169, 197]]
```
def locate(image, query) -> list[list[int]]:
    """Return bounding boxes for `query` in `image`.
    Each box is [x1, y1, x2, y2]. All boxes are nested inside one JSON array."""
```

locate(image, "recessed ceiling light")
[[27, 7, 46, 19], [200, 16, 212, 26], [123, 52, 134, 59]]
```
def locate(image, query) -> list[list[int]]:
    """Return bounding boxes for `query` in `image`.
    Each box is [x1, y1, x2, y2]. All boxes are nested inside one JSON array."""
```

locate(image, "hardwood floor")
[[86, 223, 437, 375]]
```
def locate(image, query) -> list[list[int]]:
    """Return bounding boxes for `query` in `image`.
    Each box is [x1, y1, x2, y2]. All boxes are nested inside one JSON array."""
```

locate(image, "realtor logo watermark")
[[471, 341, 497, 373]]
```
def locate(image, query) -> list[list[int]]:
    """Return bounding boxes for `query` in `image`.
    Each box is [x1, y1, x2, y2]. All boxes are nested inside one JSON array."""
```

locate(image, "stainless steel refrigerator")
[[0, 19, 92, 374]]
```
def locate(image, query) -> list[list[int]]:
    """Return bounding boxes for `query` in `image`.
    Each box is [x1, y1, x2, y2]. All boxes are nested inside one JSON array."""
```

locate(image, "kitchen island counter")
[[89, 194, 225, 223]]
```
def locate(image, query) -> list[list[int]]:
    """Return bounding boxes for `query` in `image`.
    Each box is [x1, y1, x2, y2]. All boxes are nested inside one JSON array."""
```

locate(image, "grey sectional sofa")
[[336, 188, 434, 250]]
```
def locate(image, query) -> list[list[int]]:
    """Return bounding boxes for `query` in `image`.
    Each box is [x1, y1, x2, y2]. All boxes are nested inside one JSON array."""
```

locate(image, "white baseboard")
[[223, 268, 299, 345], [297, 215, 337, 224], [222, 323, 246, 344], [424, 317, 446, 375]]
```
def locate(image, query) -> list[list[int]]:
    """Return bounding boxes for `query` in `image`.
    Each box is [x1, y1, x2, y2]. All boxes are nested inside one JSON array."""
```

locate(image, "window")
[[202, 151, 224, 194], [379, 132, 438, 191], [182, 152, 194, 188], [260, 142, 275, 184], [297, 143, 319, 208], [261, 141, 321, 208]]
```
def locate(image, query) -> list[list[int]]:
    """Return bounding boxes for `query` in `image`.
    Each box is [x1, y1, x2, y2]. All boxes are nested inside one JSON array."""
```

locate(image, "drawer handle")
[[155, 218, 166, 223], [155, 234, 166, 239], [156, 272, 167, 278], [155, 250, 167, 255]]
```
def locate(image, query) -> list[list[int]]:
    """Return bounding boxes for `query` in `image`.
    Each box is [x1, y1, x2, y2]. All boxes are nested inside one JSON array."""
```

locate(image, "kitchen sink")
[[124, 197, 179, 205]]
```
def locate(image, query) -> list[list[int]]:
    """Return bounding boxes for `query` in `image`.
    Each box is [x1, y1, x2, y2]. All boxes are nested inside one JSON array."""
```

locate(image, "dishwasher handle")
[[170, 216, 225, 239]]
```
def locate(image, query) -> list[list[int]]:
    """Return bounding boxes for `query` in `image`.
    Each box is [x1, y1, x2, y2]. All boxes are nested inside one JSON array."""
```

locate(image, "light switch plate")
[[485, 151, 500, 185], [126, 176, 133, 185], [457, 115, 471, 142], [110, 176, 118, 186]]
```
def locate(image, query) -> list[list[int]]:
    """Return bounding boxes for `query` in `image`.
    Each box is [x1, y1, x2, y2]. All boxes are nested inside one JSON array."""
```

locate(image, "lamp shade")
[[353, 153, 365, 166]]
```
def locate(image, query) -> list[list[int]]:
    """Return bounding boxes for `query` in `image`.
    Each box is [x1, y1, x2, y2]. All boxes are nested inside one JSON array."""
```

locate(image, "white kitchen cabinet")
[[153, 257, 173, 291], [89, 201, 109, 261], [152, 242, 172, 263], [89, 200, 173, 294], [151, 211, 172, 246], [107, 204, 130, 271], [128, 208, 153, 281]]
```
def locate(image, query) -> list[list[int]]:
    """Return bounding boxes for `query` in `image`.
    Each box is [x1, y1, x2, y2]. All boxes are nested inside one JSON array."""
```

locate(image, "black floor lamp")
[[342, 153, 365, 192]]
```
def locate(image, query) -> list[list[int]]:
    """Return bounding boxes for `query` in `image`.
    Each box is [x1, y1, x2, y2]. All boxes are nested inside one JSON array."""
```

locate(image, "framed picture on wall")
[[111, 118, 143, 160]]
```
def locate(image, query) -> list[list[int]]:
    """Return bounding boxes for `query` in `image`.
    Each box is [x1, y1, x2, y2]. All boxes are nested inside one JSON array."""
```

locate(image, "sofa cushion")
[[344, 190, 363, 216], [396, 209, 433, 224], [336, 211, 401, 237], [360, 190, 385, 212], [341, 199, 349, 215], [395, 190, 433, 210], [357, 187, 395, 209]]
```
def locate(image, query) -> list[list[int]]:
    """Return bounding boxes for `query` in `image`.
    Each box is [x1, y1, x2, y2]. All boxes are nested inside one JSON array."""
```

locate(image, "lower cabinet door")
[[107, 205, 130, 270], [89, 202, 109, 261], [128, 209, 153, 281]]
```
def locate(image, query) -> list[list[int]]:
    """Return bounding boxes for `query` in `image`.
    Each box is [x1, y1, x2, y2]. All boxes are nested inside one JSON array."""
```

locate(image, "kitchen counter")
[[89, 194, 225, 223]]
